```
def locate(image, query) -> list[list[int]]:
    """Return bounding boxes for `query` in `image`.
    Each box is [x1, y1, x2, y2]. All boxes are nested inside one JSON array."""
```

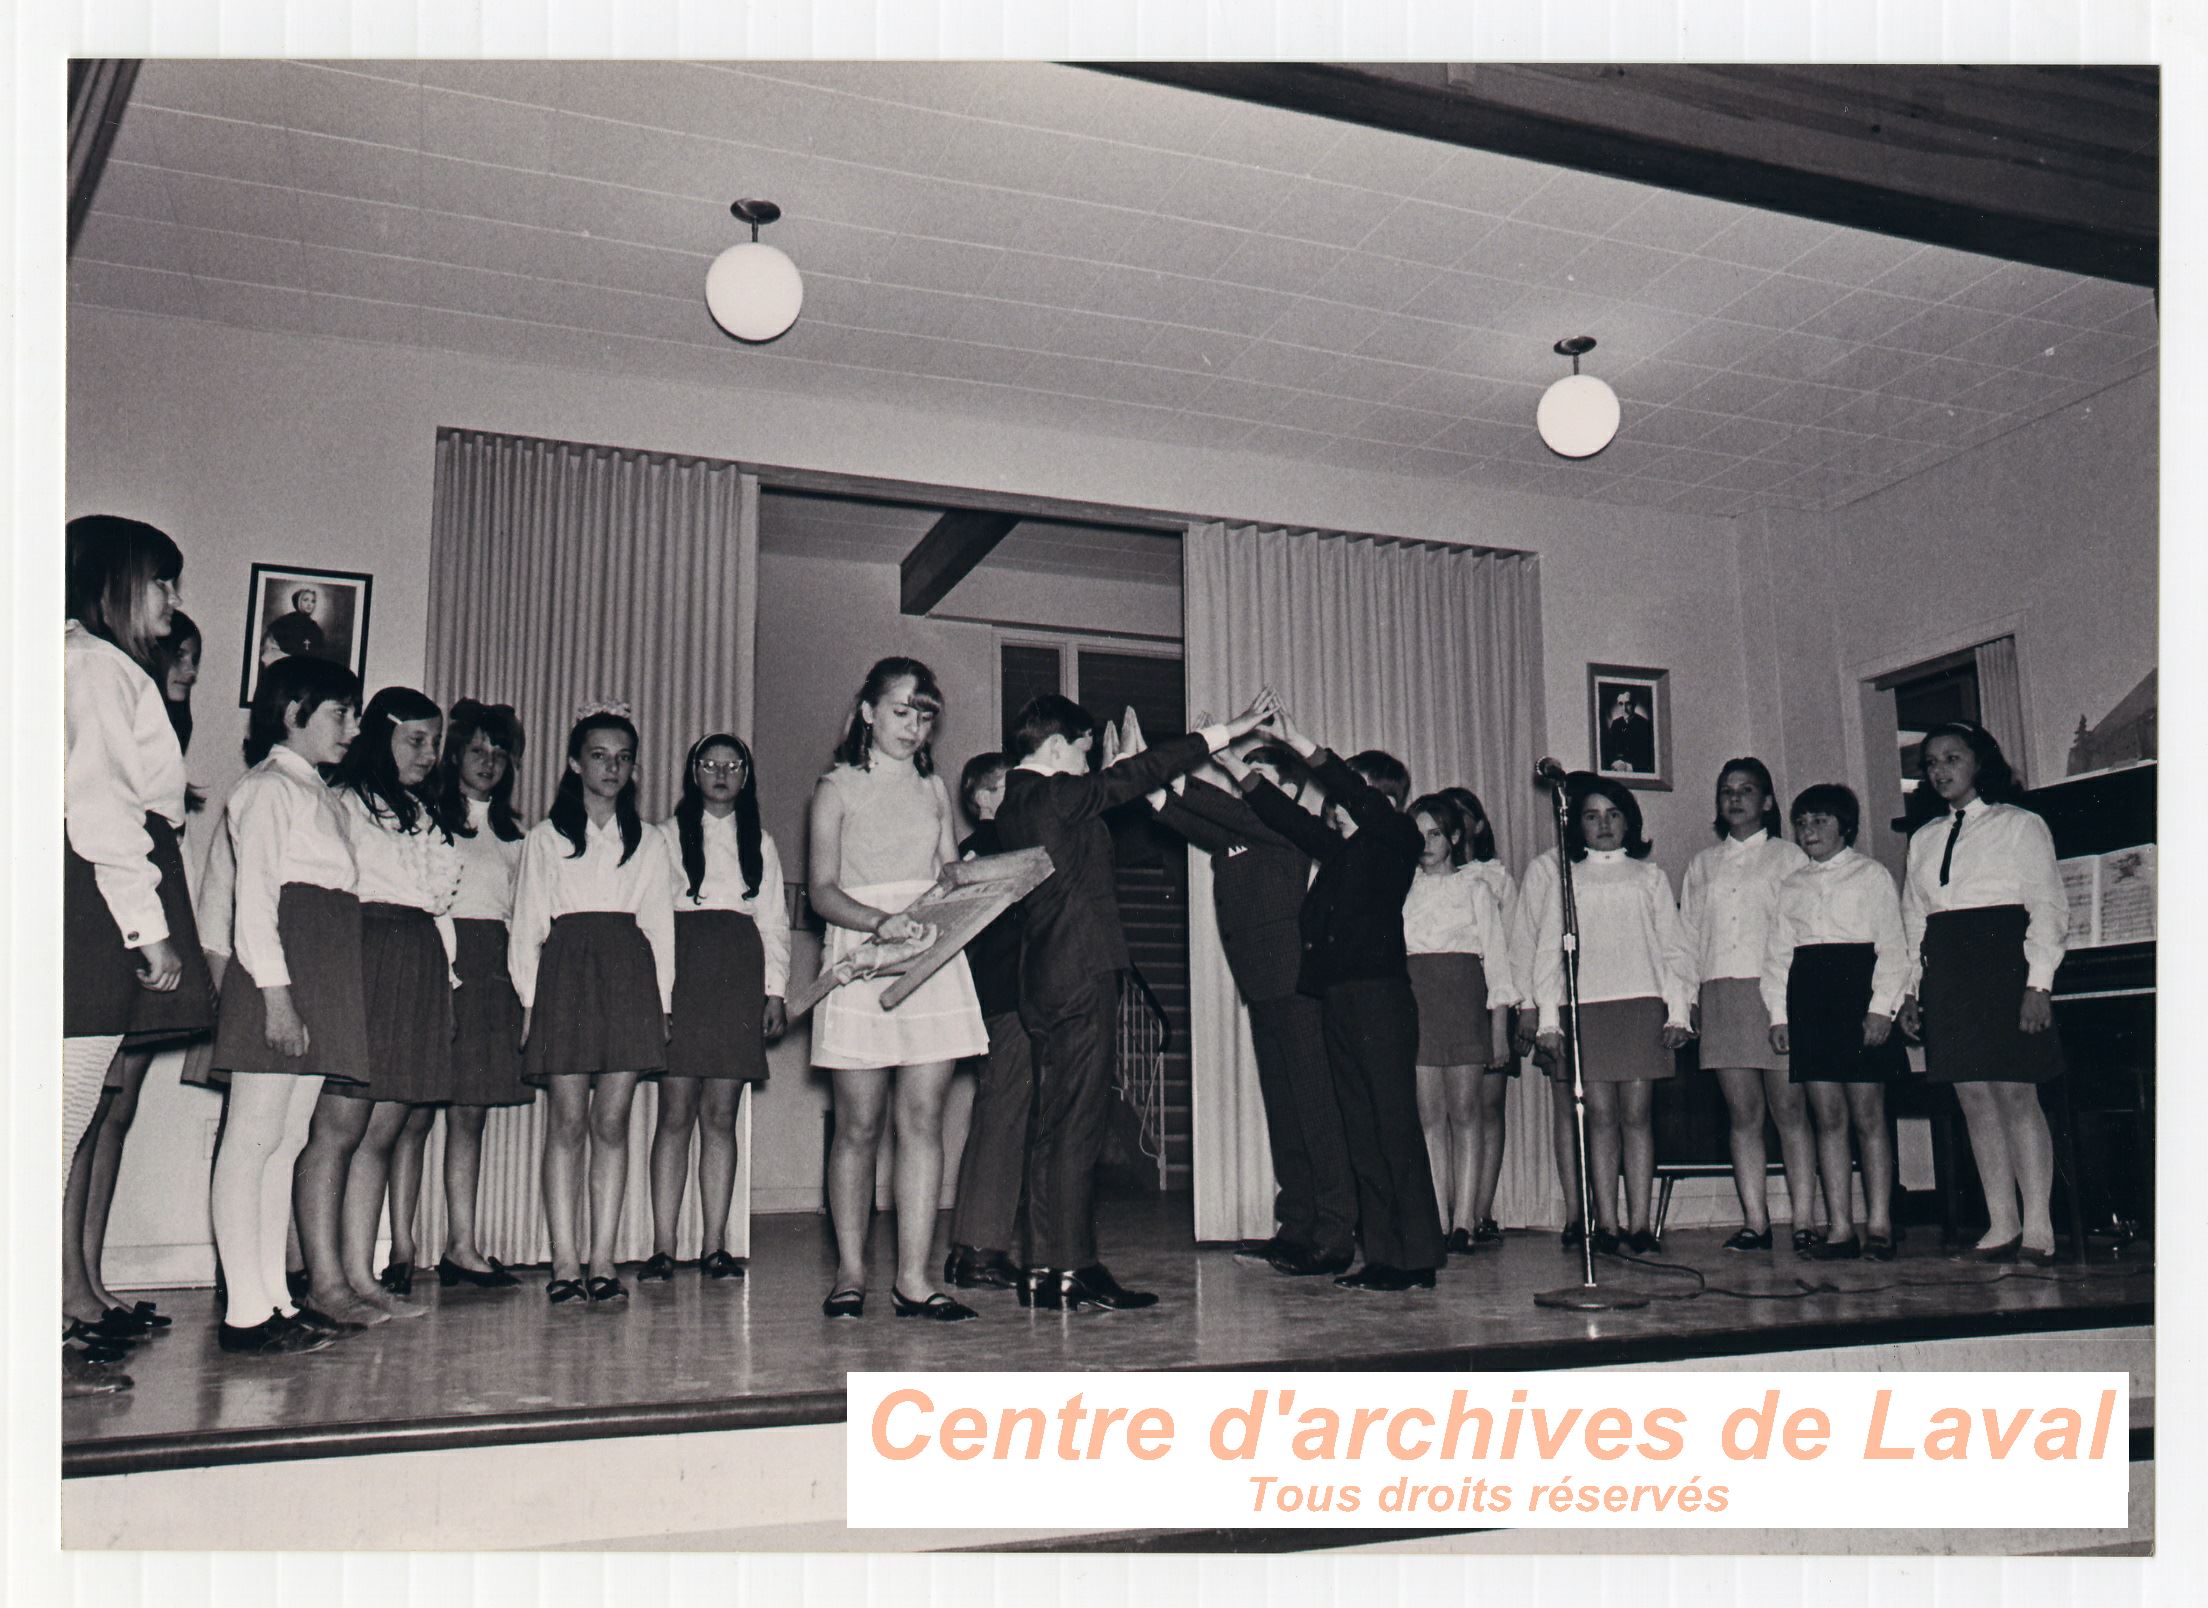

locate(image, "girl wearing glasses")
[[643, 734, 790, 1283]]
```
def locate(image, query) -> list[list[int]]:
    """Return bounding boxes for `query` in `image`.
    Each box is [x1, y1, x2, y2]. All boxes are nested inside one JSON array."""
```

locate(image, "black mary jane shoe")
[[1591, 1229, 1623, 1257], [82, 1308, 150, 1343], [66, 1315, 137, 1351], [701, 1250, 748, 1281], [943, 1245, 1017, 1290], [1559, 1221, 1586, 1251], [1473, 1219, 1503, 1247], [290, 1305, 367, 1337], [2021, 1244, 2059, 1268], [1863, 1234, 1898, 1263], [378, 1262, 415, 1297], [128, 1299, 173, 1331], [822, 1287, 866, 1319], [638, 1252, 677, 1283], [546, 1278, 589, 1305], [65, 1323, 131, 1367], [1446, 1227, 1474, 1256], [286, 1269, 312, 1303], [1792, 1228, 1825, 1258], [892, 1288, 979, 1322], [1626, 1230, 1660, 1256], [1723, 1227, 1773, 1253], [585, 1275, 629, 1303], [439, 1255, 521, 1289], [1270, 1246, 1352, 1277], [1955, 1234, 2022, 1265], [218, 1309, 332, 1355], [1810, 1235, 1861, 1261]]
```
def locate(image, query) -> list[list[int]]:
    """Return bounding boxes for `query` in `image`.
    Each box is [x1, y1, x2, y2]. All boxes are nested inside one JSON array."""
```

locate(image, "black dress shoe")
[[1016, 1268, 1049, 1309], [1473, 1219, 1502, 1246], [80, 1308, 149, 1343], [700, 1250, 747, 1280], [1035, 1265, 1158, 1312], [1591, 1229, 1623, 1256], [1333, 1264, 1388, 1289], [1232, 1237, 1287, 1264], [288, 1306, 366, 1337], [944, 1245, 1019, 1290], [822, 1286, 865, 1319], [128, 1300, 173, 1331], [1863, 1234, 1898, 1262], [1723, 1227, 1773, 1252], [892, 1288, 979, 1321], [439, 1255, 521, 1288], [1627, 1230, 1659, 1256], [638, 1252, 677, 1283], [219, 1309, 332, 1355], [546, 1278, 588, 1305], [1792, 1228, 1825, 1257], [585, 1275, 629, 1303], [286, 1269, 311, 1302], [1446, 1227, 1473, 1255], [1269, 1246, 1352, 1276], [378, 1262, 414, 1297], [1560, 1222, 1586, 1250], [1811, 1236, 1861, 1261]]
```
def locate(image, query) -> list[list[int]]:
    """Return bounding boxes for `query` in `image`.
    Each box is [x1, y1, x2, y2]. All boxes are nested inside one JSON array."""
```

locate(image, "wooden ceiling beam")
[[1091, 62, 2156, 287], [901, 509, 1020, 616]]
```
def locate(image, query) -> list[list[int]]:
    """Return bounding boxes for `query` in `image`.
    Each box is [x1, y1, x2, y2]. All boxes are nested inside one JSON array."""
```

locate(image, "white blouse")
[[341, 790, 463, 970], [449, 797, 525, 923], [64, 622, 190, 948], [1402, 866, 1518, 1004], [509, 814, 678, 1011], [1901, 801, 2069, 992], [1464, 859, 1520, 1003], [195, 809, 237, 957], [654, 814, 793, 998], [1761, 848, 1911, 1025], [219, 746, 359, 990], [1680, 830, 1808, 984], [1518, 848, 1696, 1032]]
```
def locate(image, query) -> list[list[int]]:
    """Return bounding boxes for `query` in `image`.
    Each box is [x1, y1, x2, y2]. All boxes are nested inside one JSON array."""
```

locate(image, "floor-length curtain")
[[414, 429, 760, 1266], [1183, 522, 1553, 1243], [1974, 635, 2028, 786]]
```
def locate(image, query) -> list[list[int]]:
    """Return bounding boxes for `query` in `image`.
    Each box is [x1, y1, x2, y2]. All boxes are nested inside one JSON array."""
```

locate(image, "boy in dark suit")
[[1150, 744, 1356, 1275], [1217, 709, 1443, 1291], [995, 690, 1275, 1311]]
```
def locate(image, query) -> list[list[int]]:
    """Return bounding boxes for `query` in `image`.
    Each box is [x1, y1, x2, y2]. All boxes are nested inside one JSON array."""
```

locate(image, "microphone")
[[1533, 756, 1569, 788]]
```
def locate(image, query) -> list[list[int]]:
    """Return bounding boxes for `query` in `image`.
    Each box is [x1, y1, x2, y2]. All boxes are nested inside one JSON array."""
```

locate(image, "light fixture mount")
[[1554, 335, 1598, 364], [729, 198, 782, 234]]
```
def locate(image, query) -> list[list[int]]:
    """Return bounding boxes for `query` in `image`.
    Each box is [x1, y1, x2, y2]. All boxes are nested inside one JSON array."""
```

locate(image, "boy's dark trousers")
[[1248, 994, 1356, 1262], [950, 1010, 1033, 1257], [1020, 971, 1119, 1271], [1319, 977, 1443, 1272]]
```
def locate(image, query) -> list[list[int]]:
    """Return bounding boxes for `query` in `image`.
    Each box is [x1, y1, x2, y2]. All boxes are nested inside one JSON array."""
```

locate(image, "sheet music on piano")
[[2057, 844, 2156, 948]]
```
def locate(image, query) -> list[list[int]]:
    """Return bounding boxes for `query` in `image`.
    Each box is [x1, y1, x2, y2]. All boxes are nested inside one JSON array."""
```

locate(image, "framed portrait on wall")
[[239, 564, 373, 706], [1587, 663, 1672, 791]]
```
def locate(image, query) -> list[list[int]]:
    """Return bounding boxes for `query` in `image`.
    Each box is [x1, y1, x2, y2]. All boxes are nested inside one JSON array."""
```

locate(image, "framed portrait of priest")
[[1588, 663, 1672, 791], [240, 563, 373, 706]]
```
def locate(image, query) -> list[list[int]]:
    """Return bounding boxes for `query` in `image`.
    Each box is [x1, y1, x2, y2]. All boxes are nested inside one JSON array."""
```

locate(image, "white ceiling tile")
[[1391, 446, 1484, 480], [73, 211, 192, 272], [2026, 277, 2152, 329], [69, 259, 206, 320], [1625, 406, 1727, 447], [1468, 379, 1549, 425], [292, 241, 426, 304], [751, 62, 998, 115], [1566, 437, 1678, 478], [1446, 330, 1566, 386], [1017, 351, 1127, 399], [1320, 354, 1420, 406], [1665, 484, 1753, 517], [1510, 167, 1650, 235], [415, 60, 570, 106], [157, 170, 303, 244], [131, 58, 295, 124], [979, 249, 1106, 309], [1697, 209, 1836, 271], [1815, 389, 1930, 436], [1222, 339, 1346, 389], [1636, 255, 1772, 316], [287, 131, 422, 207], [1795, 288, 1929, 344], [1784, 228, 1926, 286], [1191, 374, 1303, 424], [769, 216, 897, 285], [418, 87, 555, 170], [1306, 253, 1440, 314], [1305, 120, 1456, 196], [1032, 307, 1156, 362], [1946, 260, 2086, 316], [915, 118, 1084, 196], [181, 225, 305, 289], [1734, 330, 1855, 380], [1559, 304, 1699, 371], [1213, 235, 1350, 295], [1671, 369, 1786, 417], [547, 115, 718, 196], [116, 106, 289, 187], [1409, 147, 1553, 215], [1880, 356, 2007, 402], [2099, 300, 2159, 340], [1457, 218, 1596, 285], [1356, 199, 1500, 269], [1089, 360, 1215, 410], [1339, 402, 1452, 447], [1611, 357, 1721, 406], [1653, 319, 1776, 370], [1860, 243, 2005, 302], [1425, 417, 1524, 457], [1151, 278, 1294, 339], [1757, 424, 1860, 466], [279, 63, 424, 148], [1111, 216, 1253, 280], [960, 64, 1146, 141], [1262, 178, 1389, 248], [1386, 369, 1499, 418], [1946, 318, 2152, 383], [85, 162, 175, 223], [536, 174, 718, 254], [1490, 281, 1613, 344], [1639, 444, 1734, 485], [1261, 298, 1381, 355], [1137, 324, 1255, 374], [1556, 238, 1684, 302], [1874, 302, 2015, 356], [1050, 139, 1196, 212], [1230, 419, 1330, 465], [1351, 313, 1460, 365], [1408, 270, 1530, 332], [1066, 263, 1203, 324], [1158, 158, 1307, 232], [873, 235, 1003, 294], [1715, 271, 1852, 330], [424, 153, 552, 228], [1691, 415, 1797, 458], [1188, 99, 1339, 171], [1754, 382, 1854, 425], [1602, 188, 1750, 253]]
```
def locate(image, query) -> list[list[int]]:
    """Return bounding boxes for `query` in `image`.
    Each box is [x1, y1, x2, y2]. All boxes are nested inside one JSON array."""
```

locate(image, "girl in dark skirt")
[[643, 734, 790, 1282], [1764, 785, 1910, 1261], [1440, 785, 1518, 1248], [206, 652, 369, 1355], [1522, 775, 1696, 1254], [65, 608, 208, 1349], [510, 704, 677, 1305], [1900, 723, 2068, 1265], [399, 700, 532, 1290], [291, 688, 463, 1326], [63, 518, 217, 1389], [1403, 792, 1516, 1255], [1679, 758, 1816, 1254]]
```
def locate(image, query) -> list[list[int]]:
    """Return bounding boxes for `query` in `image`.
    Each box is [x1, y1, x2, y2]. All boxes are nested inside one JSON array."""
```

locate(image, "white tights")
[[209, 1071, 323, 1328]]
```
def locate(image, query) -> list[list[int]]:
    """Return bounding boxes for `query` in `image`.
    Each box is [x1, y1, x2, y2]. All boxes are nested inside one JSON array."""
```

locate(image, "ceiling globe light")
[[706, 198, 803, 343], [1537, 335, 1621, 459]]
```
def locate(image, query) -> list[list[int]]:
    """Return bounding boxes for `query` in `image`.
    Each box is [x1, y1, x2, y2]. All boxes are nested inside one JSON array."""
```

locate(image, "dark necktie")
[[1938, 808, 1965, 886]]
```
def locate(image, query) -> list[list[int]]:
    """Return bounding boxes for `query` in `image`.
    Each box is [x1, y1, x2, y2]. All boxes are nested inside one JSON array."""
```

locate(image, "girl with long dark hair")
[[510, 702, 677, 1304], [641, 733, 790, 1282]]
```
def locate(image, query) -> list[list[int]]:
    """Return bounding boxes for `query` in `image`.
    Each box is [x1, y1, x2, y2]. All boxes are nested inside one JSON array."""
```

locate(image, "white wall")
[[70, 307, 1764, 1262]]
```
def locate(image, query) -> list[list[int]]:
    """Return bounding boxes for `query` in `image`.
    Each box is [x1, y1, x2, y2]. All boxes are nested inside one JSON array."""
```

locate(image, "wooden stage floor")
[[65, 1195, 2153, 1479]]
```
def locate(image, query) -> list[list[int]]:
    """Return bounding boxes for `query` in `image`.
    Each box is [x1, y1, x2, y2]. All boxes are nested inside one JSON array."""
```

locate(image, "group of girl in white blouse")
[[1392, 737, 2067, 1272]]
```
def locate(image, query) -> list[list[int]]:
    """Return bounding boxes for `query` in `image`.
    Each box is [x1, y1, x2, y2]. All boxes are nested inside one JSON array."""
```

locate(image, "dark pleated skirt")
[[1551, 996, 1674, 1084], [63, 813, 216, 1042], [1407, 952, 1492, 1066], [1786, 943, 1908, 1084], [667, 910, 768, 1082], [450, 918, 532, 1106], [329, 903, 456, 1103], [524, 911, 667, 1083], [209, 884, 370, 1084], [1919, 906, 2066, 1085]]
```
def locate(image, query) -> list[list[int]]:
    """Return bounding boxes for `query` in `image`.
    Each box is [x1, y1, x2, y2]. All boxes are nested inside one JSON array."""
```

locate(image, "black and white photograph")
[[238, 562, 371, 705], [1589, 663, 1671, 789], [26, 6, 2189, 1603]]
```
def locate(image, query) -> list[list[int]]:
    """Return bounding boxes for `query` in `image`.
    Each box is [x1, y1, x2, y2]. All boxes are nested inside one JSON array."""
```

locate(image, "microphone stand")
[[1534, 773, 1647, 1312]]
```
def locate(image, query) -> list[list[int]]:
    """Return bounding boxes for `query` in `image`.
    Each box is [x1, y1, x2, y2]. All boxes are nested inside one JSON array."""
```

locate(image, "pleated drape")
[[1182, 522, 1555, 1241], [413, 429, 761, 1266], [1974, 635, 2029, 787]]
